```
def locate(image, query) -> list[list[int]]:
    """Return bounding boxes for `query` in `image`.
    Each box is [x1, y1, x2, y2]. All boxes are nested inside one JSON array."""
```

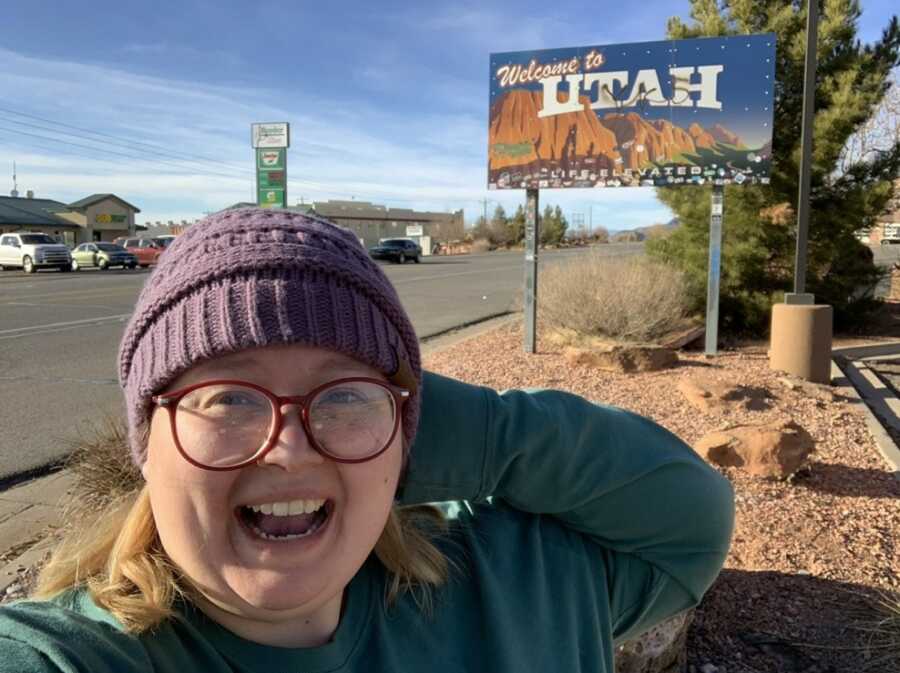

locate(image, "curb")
[[832, 343, 900, 482]]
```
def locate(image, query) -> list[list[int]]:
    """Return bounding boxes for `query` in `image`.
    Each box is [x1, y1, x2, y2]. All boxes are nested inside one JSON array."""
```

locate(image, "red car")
[[113, 237, 164, 267]]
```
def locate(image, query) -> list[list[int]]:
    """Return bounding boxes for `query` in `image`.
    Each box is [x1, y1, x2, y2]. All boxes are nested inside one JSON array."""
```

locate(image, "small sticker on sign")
[[712, 203, 723, 215]]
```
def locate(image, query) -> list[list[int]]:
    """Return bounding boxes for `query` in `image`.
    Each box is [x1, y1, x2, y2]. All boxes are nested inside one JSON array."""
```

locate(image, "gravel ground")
[[423, 322, 900, 673], [3, 321, 898, 671]]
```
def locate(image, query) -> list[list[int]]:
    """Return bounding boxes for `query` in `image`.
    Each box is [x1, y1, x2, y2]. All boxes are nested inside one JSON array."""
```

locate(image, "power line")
[[0, 104, 252, 177], [0, 129, 185, 176], [0, 125, 247, 181], [0, 114, 252, 179]]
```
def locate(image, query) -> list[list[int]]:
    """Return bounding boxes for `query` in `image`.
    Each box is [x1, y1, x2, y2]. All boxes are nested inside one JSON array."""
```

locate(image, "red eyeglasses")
[[152, 378, 409, 471]]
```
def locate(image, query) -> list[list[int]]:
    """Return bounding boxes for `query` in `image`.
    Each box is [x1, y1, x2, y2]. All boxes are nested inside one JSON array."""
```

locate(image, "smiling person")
[[0, 209, 734, 672]]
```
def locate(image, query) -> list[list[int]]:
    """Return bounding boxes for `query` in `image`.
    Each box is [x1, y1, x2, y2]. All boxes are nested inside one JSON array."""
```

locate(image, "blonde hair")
[[35, 486, 456, 633]]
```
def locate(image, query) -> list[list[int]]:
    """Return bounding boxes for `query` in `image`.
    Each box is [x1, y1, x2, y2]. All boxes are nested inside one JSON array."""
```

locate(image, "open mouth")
[[236, 499, 333, 542]]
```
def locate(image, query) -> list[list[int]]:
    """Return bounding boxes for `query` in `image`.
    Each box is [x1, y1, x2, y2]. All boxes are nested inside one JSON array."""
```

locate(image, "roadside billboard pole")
[[524, 188, 540, 353], [769, 0, 832, 384], [705, 184, 724, 355], [791, 0, 818, 300]]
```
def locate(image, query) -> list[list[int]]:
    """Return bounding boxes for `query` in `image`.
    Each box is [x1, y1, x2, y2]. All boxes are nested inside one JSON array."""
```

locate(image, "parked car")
[[368, 238, 422, 264], [881, 237, 900, 245], [71, 242, 137, 271], [113, 237, 164, 267], [153, 235, 176, 249], [0, 232, 71, 273]]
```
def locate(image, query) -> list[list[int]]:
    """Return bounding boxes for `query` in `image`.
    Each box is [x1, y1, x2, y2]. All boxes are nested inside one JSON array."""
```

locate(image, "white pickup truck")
[[0, 232, 72, 273]]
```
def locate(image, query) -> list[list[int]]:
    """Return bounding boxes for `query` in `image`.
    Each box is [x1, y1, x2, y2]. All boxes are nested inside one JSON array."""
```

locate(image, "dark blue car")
[[368, 238, 422, 264]]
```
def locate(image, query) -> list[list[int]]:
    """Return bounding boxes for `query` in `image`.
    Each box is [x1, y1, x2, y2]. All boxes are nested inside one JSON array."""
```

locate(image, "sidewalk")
[[0, 471, 76, 595], [833, 341, 900, 481], [0, 314, 519, 596]]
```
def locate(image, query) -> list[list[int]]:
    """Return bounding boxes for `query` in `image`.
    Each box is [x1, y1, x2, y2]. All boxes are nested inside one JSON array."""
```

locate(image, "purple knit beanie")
[[118, 208, 421, 466]]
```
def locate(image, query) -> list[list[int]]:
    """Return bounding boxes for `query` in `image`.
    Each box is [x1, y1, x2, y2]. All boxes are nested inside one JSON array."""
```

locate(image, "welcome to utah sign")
[[488, 34, 775, 189]]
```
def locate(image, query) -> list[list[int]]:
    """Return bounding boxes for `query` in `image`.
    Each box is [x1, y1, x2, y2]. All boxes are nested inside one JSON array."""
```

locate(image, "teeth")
[[248, 514, 326, 541], [248, 499, 325, 517]]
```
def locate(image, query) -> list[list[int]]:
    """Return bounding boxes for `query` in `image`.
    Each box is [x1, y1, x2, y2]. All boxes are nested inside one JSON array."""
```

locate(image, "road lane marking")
[[0, 313, 131, 337], [0, 375, 118, 386], [10, 286, 140, 301]]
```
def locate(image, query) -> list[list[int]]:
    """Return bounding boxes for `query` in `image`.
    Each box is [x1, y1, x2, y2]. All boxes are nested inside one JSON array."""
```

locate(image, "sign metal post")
[[524, 188, 540, 353], [705, 184, 724, 355]]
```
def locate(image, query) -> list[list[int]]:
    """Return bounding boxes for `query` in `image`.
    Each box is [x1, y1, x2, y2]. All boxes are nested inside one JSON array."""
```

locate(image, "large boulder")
[[694, 420, 815, 479], [677, 377, 769, 413], [564, 346, 678, 373], [615, 610, 693, 673]]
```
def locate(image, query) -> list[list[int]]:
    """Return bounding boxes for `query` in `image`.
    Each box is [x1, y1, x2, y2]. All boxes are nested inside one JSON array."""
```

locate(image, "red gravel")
[[424, 322, 900, 673]]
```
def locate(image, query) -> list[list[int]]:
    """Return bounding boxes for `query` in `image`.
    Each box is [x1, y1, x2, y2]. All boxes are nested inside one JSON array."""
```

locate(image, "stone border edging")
[[832, 342, 900, 482]]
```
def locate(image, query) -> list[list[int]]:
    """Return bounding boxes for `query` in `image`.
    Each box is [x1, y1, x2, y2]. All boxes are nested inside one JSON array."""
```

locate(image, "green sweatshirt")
[[0, 371, 734, 672]]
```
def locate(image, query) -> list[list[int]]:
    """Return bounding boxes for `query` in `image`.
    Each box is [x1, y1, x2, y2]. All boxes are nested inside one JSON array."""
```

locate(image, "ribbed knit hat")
[[118, 208, 421, 467]]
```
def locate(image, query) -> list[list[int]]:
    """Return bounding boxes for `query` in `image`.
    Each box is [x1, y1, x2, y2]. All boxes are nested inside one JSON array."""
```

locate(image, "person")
[[0, 208, 734, 672]]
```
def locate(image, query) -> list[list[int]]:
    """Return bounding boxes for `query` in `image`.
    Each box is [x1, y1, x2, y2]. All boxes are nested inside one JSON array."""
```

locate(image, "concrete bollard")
[[769, 303, 833, 384]]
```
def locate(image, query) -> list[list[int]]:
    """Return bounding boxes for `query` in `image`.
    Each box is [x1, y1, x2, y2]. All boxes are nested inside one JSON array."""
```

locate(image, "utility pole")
[[480, 198, 489, 227], [589, 205, 593, 237]]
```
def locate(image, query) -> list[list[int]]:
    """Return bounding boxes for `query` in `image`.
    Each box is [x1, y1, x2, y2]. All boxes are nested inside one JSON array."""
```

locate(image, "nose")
[[257, 403, 325, 471]]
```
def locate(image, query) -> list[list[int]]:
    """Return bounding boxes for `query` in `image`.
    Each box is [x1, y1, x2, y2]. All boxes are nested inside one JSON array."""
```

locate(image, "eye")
[[201, 389, 266, 410], [318, 387, 367, 405]]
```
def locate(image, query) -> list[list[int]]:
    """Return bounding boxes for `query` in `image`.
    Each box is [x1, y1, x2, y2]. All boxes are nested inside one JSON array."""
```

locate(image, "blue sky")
[[0, 1, 896, 229]]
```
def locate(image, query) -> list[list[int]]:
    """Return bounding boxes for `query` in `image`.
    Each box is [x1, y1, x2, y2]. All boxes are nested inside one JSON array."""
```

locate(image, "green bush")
[[651, 0, 899, 334]]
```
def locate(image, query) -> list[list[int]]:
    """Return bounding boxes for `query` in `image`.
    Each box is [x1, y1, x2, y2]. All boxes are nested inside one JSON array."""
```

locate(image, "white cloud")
[[0, 46, 668, 227]]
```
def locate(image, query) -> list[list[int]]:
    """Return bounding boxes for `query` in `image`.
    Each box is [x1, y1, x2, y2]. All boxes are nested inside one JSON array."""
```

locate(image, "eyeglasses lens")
[[175, 384, 272, 468], [174, 381, 397, 467], [309, 381, 396, 459]]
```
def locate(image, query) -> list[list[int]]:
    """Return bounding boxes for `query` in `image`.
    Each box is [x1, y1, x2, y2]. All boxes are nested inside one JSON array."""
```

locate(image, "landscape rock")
[[615, 610, 693, 673], [694, 420, 815, 479], [677, 377, 770, 413], [777, 376, 837, 403], [658, 325, 705, 350], [564, 346, 678, 373]]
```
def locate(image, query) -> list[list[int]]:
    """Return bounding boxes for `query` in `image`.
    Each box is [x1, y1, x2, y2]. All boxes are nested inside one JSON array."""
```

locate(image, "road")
[[870, 244, 900, 298], [0, 243, 643, 481]]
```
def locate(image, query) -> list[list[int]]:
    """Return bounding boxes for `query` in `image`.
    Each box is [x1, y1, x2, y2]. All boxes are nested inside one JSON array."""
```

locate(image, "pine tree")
[[648, 0, 900, 332], [509, 205, 526, 244], [489, 204, 510, 246]]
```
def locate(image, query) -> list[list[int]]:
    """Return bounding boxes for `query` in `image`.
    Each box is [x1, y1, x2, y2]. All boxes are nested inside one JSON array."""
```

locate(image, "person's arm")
[[400, 371, 735, 642]]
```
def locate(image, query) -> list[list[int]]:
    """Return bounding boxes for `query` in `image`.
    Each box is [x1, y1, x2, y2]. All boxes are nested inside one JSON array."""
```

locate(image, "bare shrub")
[[471, 238, 492, 253], [63, 416, 141, 519], [538, 253, 691, 342]]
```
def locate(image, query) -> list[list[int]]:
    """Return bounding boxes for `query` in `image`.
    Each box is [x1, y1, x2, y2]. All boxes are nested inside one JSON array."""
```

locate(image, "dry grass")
[[844, 588, 900, 672], [62, 416, 142, 521], [538, 252, 691, 342], [470, 238, 492, 253]]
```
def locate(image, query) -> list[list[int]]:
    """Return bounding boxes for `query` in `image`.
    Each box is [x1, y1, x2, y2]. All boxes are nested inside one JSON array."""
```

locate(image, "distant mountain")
[[610, 219, 680, 242], [708, 123, 744, 147], [489, 90, 620, 171], [489, 90, 748, 173]]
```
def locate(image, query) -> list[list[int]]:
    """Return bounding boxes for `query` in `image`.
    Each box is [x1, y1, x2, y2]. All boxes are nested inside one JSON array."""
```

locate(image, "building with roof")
[[308, 200, 464, 249], [0, 192, 140, 246], [218, 200, 464, 251], [859, 178, 900, 244]]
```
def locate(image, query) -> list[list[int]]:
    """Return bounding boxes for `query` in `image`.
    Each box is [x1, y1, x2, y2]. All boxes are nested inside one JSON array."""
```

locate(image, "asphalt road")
[[870, 244, 900, 298], [0, 243, 643, 481]]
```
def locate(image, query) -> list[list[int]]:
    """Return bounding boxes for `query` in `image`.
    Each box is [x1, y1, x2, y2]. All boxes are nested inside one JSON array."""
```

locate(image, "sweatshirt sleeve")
[[400, 370, 735, 642]]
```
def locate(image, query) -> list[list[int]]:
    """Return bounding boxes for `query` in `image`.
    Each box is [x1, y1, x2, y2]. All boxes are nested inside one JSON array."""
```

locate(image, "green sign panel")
[[257, 187, 286, 209], [257, 148, 285, 170], [254, 147, 287, 208], [258, 170, 286, 189]]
